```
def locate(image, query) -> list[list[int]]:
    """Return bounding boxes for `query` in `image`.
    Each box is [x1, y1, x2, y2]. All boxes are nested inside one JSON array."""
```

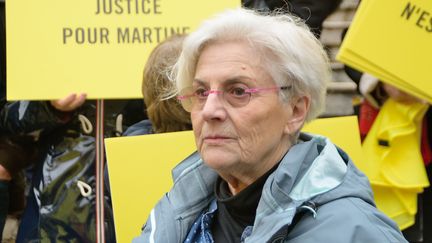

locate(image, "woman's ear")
[[284, 95, 310, 135]]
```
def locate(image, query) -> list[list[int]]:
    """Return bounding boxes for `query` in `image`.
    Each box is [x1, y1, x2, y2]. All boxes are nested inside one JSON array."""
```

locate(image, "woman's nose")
[[201, 92, 227, 121]]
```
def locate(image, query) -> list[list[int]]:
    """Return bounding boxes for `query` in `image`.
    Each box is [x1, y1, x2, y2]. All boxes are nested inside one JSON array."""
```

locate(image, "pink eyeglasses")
[[177, 85, 291, 112]]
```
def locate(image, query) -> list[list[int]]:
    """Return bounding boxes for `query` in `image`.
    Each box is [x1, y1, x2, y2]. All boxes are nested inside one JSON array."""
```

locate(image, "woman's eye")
[[194, 88, 208, 98], [230, 87, 247, 97]]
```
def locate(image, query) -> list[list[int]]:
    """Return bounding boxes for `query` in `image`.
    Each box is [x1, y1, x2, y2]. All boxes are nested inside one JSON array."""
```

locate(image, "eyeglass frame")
[[177, 85, 292, 112]]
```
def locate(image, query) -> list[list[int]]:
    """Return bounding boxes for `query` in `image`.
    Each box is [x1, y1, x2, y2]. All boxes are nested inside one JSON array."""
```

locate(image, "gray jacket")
[[133, 134, 407, 243]]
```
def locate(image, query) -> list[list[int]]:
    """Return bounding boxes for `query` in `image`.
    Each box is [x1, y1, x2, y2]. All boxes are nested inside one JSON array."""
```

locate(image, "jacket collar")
[[167, 133, 349, 242], [246, 134, 348, 242]]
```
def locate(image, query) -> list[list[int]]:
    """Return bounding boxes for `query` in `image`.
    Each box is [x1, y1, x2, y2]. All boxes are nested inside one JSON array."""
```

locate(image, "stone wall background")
[[320, 0, 360, 117]]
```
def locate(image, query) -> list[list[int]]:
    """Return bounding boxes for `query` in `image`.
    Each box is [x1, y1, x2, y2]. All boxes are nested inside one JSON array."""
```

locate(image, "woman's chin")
[[201, 150, 237, 171]]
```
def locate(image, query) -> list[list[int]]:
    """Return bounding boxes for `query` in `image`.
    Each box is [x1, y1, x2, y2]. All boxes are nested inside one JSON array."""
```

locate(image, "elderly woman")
[[133, 8, 407, 243]]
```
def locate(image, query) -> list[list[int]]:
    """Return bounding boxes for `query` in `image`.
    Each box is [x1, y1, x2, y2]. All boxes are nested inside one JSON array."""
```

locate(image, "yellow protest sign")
[[337, 0, 432, 103], [6, 0, 239, 100], [105, 131, 196, 242], [104, 116, 362, 242], [302, 116, 363, 164]]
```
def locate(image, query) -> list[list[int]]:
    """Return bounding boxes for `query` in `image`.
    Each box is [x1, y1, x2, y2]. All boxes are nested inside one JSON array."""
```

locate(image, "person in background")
[[0, 135, 39, 240], [0, 93, 86, 241], [104, 34, 192, 205], [344, 66, 431, 243], [124, 34, 191, 136], [133, 8, 407, 243], [11, 94, 137, 243]]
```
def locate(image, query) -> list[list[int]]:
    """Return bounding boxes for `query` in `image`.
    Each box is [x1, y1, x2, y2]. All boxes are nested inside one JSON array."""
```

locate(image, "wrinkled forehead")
[[192, 41, 274, 88], [197, 39, 264, 67]]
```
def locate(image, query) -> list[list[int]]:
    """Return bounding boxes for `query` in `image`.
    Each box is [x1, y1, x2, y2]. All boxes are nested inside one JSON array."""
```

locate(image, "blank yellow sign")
[[6, 0, 240, 100], [105, 116, 362, 242], [302, 116, 362, 164], [105, 131, 196, 242]]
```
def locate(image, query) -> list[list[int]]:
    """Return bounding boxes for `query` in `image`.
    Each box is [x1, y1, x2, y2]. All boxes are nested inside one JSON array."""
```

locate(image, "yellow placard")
[[105, 131, 196, 243], [105, 116, 362, 242], [302, 116, 362, 164], [341, 48, 432, 103], [6, 0, 240, 100], [337, 0, 432, 103]]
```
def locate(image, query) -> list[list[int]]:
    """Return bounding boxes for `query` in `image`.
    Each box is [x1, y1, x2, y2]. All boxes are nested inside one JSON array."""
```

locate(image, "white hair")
[[173, 8, 331, 121]]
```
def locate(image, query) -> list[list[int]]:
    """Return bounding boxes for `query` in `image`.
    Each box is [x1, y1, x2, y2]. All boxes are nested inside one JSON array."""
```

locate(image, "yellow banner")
[[6, 0, 239, 100], [105, 116, 362, 242], [337, 0, 432, 103]]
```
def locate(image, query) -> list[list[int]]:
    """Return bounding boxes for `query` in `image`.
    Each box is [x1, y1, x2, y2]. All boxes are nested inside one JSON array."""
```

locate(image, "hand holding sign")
[[50, 93, 87, 112]]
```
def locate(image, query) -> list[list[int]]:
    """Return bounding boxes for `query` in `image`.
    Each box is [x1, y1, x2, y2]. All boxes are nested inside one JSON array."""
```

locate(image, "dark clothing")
[[0, 136, 39, 177], [123, 119, 154, 136], [212, 164, 278, 243], [242, 0, 342, 37], [0, 1, 5, 100], [0, 180, 8, 240], [12, 100, 135, 243]]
